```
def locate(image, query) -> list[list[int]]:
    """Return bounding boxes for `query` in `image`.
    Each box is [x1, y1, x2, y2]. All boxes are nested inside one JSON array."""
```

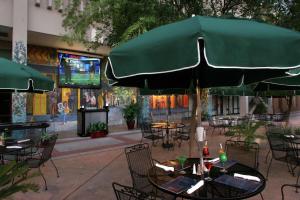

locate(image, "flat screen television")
[[58, 52, 101, 88]]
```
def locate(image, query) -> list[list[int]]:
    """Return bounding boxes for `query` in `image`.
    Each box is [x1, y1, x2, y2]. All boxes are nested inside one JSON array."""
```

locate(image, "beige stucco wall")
[[28, 0, 66, 36], [0, 0, 111, 55], [0, 0, 13, 27]]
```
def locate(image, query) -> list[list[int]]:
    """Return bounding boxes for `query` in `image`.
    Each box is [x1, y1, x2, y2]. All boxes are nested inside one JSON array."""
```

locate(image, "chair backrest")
[[140, 122, 152, 137], [112, 182, 158, 200], [225, 140, 259, 169], [40, 134, 58, 164], [281, 184, 300, 200], [283, 137, 300, 162], [266, 131, 289, 160], [125, 143, 154, 193]]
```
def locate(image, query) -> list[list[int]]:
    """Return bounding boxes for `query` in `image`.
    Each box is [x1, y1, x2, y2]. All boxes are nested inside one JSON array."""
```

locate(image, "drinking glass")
[[204, 161, 213, 181], [219, 151, 228, 173], [177, 155, 187, 172], [203, 141, 210, 157]]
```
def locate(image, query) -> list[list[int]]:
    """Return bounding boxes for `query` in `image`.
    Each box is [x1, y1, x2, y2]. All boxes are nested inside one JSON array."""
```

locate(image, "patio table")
[[148, 158, 265, 199], [151, 122, 184, 149], [0, 139, 32, 164]]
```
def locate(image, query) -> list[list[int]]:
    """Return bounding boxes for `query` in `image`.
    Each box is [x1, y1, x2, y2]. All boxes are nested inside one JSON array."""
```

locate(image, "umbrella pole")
[[189, 83, 201, 157]]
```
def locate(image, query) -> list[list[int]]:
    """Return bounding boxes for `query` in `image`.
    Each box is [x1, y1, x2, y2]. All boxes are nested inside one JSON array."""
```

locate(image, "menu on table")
[[161, 176, 197, 194], [214, 174, 262, 192]]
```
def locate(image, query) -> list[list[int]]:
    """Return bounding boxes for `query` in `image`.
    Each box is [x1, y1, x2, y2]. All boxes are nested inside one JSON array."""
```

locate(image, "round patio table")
[[148, 158, 266, 199], [151, 122, 184, 149]]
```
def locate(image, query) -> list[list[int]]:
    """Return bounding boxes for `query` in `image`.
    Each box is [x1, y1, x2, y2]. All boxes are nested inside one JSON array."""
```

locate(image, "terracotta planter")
[[126, 120, 135, 130], [90, 131, 107, 138]]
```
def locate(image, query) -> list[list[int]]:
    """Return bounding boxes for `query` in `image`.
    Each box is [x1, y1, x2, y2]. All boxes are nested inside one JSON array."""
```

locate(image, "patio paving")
[[11, 126, 300, 200]]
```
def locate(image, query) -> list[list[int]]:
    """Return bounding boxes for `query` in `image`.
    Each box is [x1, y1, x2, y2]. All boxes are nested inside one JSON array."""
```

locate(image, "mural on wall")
[[141, 96, 150, 121], [13, 41, 27, 65], [28, 45, 58, 65], [107, 87, 136, 107], [12, 41, 27, 123], [12, 92, 27, 123], [81, 89, 99, 108]]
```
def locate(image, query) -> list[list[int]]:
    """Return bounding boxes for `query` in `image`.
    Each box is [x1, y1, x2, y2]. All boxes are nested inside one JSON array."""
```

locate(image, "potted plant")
[[225, 121, 266, 147], [88, 122, 108, 138], [40, 130, 54, 146], [122, 102, 139, 130]]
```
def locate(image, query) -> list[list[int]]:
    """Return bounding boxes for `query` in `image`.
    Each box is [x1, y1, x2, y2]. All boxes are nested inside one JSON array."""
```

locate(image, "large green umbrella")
[[255, 75, 300, 91], [0, 58, 54, 92], [106, 16, 300, 89], [105, 16, 300, 156]]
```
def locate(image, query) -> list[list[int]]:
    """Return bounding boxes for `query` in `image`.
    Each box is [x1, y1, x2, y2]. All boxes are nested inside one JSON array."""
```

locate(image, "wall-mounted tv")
[[58, 52, 101, 88]]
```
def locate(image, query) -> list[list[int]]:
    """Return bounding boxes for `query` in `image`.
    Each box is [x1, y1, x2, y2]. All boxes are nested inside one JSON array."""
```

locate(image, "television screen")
[[58, 52, 101, 88]]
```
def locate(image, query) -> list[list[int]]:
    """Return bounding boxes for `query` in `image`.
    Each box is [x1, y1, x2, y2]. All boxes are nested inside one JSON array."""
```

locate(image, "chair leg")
[[266, 158, 273, 180], [260, 192, 264, 200], [39, 167, 47, 190], [265, 149, 270, 164], [50, 159, 60, 178], [296, 174, 300, 193], [281, 185, 285, 200]]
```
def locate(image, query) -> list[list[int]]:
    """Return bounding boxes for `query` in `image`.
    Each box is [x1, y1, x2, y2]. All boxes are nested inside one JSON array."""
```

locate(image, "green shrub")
[[253, 102, 267, 114]]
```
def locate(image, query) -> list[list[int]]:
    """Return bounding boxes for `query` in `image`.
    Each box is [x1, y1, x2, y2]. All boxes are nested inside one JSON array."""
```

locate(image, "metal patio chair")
[[174, 124, 190, 148], [225, 140, 260, 169], [208, 117, 223, 134], [26, 134, 59, 190], [281, 184, 300, 200], [266, 131, 293, 180], [124, 143, 174, 199], [112, 182, 163, 200], [225, 140, 264, 199], [140, 122, 163, 146]]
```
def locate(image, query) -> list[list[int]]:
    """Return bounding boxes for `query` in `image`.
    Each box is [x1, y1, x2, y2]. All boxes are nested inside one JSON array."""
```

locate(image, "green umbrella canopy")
[[106, 16, 300, 89], [0, 58, 54, 91], [254, 75, 300, 91], [209, 85, 254, 96]]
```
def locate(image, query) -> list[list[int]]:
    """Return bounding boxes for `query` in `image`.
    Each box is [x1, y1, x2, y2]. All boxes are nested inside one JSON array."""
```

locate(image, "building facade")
[[0, 0, 114, 125]]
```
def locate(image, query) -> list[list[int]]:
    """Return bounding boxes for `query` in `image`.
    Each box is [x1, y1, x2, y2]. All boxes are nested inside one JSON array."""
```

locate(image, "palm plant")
[[225, 121, 266, 146], [0, 161, 39, 199]]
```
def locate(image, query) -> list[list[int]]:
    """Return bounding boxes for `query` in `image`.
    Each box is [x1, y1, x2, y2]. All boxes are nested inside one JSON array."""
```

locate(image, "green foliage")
[[87, 122, 107, 134], [225, 121, 266, 144], [122, 102, 140, 122], [253, 102, 268, 114], [112, 87, 136, 105], [294, 127, 300, 135], [0, 161, 39, 199], [59, 0, 300, 48], [41, 130, 52, 143]]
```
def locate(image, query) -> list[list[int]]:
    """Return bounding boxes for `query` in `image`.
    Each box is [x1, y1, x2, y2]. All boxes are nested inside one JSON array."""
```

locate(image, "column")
[[11, 0, 28, 123], [239, 96, 249, 116], [267, 98, 273, 114]]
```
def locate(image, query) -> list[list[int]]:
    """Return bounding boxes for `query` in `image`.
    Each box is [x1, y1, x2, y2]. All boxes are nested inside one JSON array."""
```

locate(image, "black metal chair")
[[225, 140, 259, 169], [140, 122, 163, 146], [208, 117, 223, 134], [281, 184, 300, 200], [283, 137, 300, 187], [266, 131, 293, 179], [125, 143, 157, 194], [264, 126, 284, 163], [26, 134, 59, 190], [225, 140, 264, 200], [174, 124, 190, 147], [112, 182, 162, 200], [124, 143, 174, 199]]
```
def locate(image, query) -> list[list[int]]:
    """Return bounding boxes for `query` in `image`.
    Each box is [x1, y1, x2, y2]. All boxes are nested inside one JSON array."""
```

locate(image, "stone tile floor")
[[12, 126, 300, 200]]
